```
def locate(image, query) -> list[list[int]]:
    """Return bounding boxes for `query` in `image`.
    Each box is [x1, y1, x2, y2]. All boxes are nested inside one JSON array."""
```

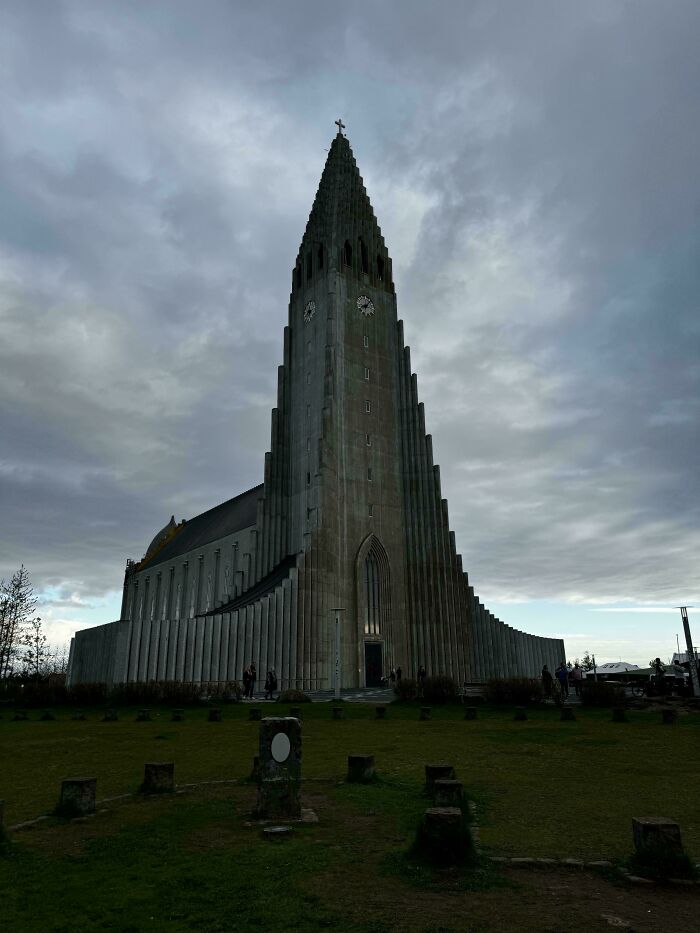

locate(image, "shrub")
[[422, 675, 460, 704], [67, 681, 109, 706], [580, 680, 626, 708], [278, 688, 312, 703], [485, 678, 544, 706], [393, 678, 418, 702]]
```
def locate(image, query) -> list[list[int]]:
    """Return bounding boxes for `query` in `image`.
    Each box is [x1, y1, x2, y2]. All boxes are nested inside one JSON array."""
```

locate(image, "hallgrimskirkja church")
[[67, 128, 565, 690]]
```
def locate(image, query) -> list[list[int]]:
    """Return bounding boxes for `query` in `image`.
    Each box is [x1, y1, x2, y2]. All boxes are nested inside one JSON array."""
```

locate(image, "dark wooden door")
[[364, 642, 383, 688]]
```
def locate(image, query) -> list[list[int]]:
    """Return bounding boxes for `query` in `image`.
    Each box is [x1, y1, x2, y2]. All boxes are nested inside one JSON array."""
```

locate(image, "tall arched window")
[[317, 244, 324, 270], [295, 264, 302, 289], [365, 550, 381, 635], [343, 240, 352, 266], [376, 255, 385, 282], [359, 237, 369, 274]]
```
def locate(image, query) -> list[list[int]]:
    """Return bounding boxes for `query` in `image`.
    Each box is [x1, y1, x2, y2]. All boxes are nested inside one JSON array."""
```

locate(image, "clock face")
[[357, 295, 375, 317], [303, 300, 316, 323]]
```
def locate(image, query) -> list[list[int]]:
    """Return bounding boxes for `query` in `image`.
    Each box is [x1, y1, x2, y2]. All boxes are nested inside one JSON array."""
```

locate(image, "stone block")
[[40, 710, 56, 721], [256, 717, 302, 820], [102, 708, 118, 722], [434, 779, 463, 808], [560, 707, 576, 722], [632, 817, 683, 856], [414, 807, 473, 866], [463, 706, 478, 720], [331, 706, 344, 720], [661, 709, 678, 725], [612, 707, 628, 723], [419, 707, 431, 721], [424, 763, 455, 793], [135, 709, 151, 722], [142, 762, 175, 794], [289, 707, 302, 720], [249, 708, 262, 721], [347, 754, 376, 783], [171, 709, 185, 722], [58, 778, 96, 817], [514, 707, 528, 721], [208, 708, 222, 722], [375, 706, 387, 720]]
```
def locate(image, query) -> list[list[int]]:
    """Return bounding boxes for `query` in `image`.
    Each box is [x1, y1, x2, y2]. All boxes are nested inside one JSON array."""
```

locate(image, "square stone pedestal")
[[256, 717, 302, 820], [632, 817, 683, 856]]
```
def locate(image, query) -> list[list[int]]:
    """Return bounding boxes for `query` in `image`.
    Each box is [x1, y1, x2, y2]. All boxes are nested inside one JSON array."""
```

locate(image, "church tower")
[[66, 126, 565, 691], [252, 126, 409, 687]]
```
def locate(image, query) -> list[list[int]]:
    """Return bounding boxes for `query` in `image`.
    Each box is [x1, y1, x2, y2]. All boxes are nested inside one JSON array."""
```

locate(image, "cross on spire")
[[335, 118, 345, 135]]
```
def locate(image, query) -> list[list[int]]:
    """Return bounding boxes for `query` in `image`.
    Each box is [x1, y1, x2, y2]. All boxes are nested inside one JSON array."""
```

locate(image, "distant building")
[[584, 661, 639, 680], [673, 650, 699, 665]]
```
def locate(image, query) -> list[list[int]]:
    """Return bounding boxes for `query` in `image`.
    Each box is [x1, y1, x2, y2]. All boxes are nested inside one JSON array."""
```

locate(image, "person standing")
[[555, 663, 568, 697], [248, 663, 257, 699], [242, 666, 251, 699], [396, 665, 402, 681], [541, 664, 553, 698], [571, 662, 583, 696]]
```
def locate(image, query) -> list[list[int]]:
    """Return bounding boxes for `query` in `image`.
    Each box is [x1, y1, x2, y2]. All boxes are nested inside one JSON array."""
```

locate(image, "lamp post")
[[678, 607, 699, 697], [330, 608, 346, 699]]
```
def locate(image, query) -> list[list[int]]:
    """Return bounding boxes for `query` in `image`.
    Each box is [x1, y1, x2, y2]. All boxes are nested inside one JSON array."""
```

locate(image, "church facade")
[[67, 130, 565, 690]]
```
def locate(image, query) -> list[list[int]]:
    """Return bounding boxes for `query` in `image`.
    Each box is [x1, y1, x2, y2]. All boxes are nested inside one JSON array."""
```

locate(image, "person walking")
[[248, 663, 257, 699], [390, 667, 396, 685], [242, 666, 251, 699]]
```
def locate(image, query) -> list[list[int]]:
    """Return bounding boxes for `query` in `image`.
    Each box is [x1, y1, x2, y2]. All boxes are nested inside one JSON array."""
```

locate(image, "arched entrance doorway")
[[355, 535, 391, 688]]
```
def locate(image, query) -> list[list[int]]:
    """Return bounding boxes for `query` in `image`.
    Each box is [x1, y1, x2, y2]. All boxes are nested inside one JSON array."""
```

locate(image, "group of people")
[[242, 663, 279, 700], [380, 666, 403, 687], [541, 661, 583, 698]]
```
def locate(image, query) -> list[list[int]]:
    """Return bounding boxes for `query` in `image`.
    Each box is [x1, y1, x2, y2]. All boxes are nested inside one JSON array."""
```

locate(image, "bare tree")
[[21, 617, 53, 678], [0, 565, 39, 679]]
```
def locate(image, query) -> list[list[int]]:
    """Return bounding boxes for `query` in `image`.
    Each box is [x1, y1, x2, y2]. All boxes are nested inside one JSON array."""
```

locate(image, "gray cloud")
[[1, 1, 699, 645]]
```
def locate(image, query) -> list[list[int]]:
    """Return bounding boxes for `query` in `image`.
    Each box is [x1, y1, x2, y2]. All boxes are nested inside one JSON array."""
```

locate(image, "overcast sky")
[[1, 1, 698, 665]]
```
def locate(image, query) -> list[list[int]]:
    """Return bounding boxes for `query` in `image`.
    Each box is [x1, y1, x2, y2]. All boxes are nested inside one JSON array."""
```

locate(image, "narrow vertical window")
[[306, 404, 311, 418], [366, 433, 371, 446], [368, 467, 373, 482], [295, 265, 302, 289], [359, 237, 369, 274], [306, 437, 311, 452], [306, 372, 311, 385], [317, 244, 324, 270], [377, 255, 385, 281], [306, 252, 312, 280], [306, 471, 311, 486], [364, 367, 370, 381], [368, 504, 373, 518], [343, 240, 352, 266], [365, 400, 371, 413], [363, 335, 369, 349]]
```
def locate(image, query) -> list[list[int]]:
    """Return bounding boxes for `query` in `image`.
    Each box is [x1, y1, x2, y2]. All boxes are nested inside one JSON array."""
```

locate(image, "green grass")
[[1, 703, 699, 931]]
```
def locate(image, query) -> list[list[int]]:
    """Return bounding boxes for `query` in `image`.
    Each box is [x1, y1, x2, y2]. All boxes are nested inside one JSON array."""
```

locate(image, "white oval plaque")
[[271, 732, 291, 763]]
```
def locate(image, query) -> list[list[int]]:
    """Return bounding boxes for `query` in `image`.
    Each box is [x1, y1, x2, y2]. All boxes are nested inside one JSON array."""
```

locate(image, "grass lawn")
[[1, 702, 699, 932]]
